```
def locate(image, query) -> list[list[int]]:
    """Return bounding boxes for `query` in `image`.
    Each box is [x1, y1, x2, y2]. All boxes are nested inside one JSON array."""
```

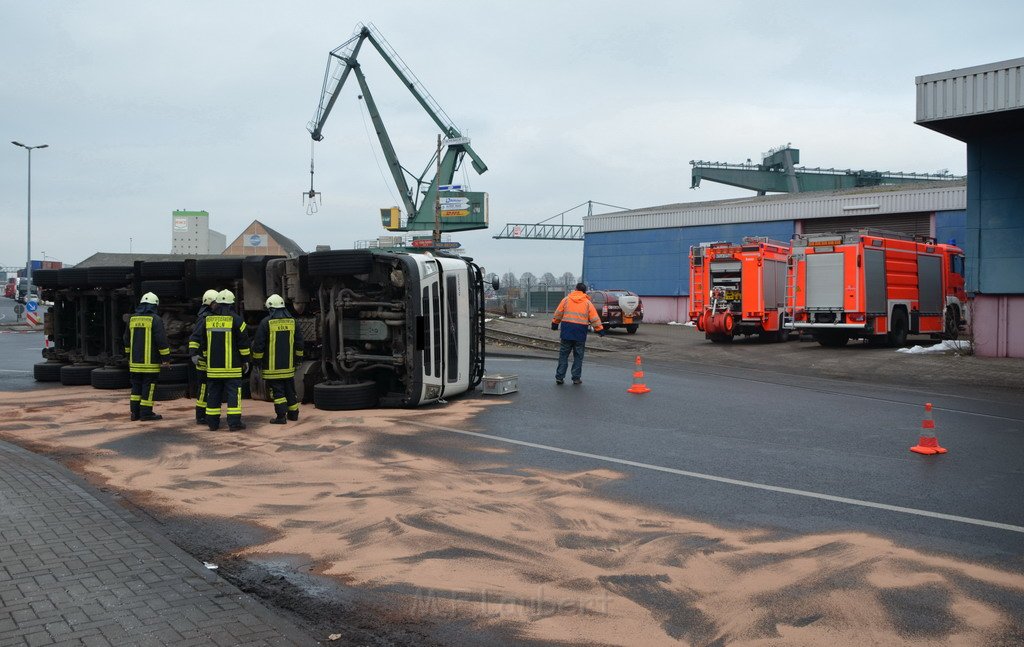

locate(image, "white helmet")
[[265, 294, 285, 309], [215, 289, 236, 305], [202, 289, 219, 306], [140, 292, 159, 305]]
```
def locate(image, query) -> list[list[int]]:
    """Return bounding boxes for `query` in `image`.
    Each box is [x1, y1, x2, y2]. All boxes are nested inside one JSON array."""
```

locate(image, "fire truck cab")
[[689, 237, 790, 343], [788, 229, 967, 347]]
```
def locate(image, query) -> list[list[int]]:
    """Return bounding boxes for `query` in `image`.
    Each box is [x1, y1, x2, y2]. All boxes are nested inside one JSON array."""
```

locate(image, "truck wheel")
[[140, 280, 185, 299], [57, 268, 91, 288], [60, 364, 97, 386], [86, 266, 134, 288], [306, 250, 374, 277], [626, 325, 639, 334], [33, 361, 64, 382], [816, 331, 849, 347], [139, 261, 186, 279], [154, 382, 188, 401], [313, 380, 379, 411], [158, 363, 189, 384], [887, 311, 909, 347], [91, 367, 131, 389], [32, 270, 60, 288], [708, 333, 732, 344], [195, 258, 243, 281], [944, 306, 960, 340]]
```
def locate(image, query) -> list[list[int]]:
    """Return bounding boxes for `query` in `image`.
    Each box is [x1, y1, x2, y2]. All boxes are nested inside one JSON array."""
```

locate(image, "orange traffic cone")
[[627, 355, 651, 394], [910, 402, 947, 455]]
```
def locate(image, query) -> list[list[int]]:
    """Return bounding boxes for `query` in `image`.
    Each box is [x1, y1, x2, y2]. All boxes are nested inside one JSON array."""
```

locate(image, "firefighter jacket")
[[188, 305, 251, 379], [192, 304, 212, 374], [552, 290, 604, 342], [122, 304, 170, 373], [251, 309, 305, 380]]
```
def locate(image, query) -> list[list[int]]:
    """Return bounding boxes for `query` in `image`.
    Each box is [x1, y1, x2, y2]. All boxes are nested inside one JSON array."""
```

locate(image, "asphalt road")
[[477, 353, 1024, 563], [0, 329, 47, 391]]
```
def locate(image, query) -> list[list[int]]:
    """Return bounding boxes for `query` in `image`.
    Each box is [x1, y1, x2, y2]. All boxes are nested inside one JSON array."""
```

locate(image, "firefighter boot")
[[270, 402, 287, 424], [195, 406, 207, 426], [287, 409, 299, 422], [130, 400, 141, 422], [227, 414, 246, 432], [139, 406, 163, 422], [207, 416, 221, 431]]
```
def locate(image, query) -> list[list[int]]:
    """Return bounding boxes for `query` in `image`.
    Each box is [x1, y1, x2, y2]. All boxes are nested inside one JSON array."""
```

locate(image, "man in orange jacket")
[[551, 282, 605, 385]]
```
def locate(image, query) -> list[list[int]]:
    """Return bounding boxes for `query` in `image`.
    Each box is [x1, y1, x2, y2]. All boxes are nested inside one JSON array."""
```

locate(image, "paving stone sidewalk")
[[0, 440, 318, 647]]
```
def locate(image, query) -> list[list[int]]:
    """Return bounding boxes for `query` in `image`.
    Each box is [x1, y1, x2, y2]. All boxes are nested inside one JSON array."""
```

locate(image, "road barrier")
[[910, 402, 947, 455], [627, 355, 651, 394]]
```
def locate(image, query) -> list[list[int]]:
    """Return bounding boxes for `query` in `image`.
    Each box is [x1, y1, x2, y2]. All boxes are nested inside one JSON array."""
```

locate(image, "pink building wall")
[[640, 296, 690, 324], [972, 295, 1024, 358]]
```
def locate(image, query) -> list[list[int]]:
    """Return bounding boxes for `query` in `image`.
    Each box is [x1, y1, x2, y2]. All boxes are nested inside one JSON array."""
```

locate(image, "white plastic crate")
[[481, 374, 518, 395]]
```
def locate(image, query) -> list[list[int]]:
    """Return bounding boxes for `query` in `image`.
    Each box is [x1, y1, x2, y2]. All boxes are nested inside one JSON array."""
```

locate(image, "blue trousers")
[[555, 339, 586, 381]]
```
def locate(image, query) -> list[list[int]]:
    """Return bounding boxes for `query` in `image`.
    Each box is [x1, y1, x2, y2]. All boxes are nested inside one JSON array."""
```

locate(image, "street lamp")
[[11, 141, 48, 302]]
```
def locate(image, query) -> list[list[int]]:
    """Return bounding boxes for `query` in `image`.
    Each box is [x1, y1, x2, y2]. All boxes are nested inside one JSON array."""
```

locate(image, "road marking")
[[405, 420, 1024, 534]]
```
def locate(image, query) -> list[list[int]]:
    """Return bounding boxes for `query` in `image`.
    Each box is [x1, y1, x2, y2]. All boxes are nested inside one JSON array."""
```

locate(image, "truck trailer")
[[787, 229, 967, 347], [689, 237, 790, 343]]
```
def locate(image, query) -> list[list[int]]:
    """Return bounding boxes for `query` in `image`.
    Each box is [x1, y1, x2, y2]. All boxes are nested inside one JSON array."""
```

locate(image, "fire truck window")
[[950, 255, 965, 275]]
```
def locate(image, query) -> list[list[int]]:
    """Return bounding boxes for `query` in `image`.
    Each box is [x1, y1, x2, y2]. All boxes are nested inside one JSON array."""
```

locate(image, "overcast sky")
[[2, 1, 1020, 277]]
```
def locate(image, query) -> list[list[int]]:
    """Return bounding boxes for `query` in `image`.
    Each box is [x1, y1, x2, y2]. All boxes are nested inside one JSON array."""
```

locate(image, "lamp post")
[[11, 141, 48, 302]]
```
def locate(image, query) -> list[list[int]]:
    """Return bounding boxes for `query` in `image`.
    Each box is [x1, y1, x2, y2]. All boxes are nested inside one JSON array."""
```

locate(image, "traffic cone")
[[627, 355, 651, 394], [910, 402, 947, 455]]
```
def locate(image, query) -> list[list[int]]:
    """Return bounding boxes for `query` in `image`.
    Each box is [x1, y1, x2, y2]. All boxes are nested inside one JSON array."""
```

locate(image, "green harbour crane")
[[308, 22, 489, 233]]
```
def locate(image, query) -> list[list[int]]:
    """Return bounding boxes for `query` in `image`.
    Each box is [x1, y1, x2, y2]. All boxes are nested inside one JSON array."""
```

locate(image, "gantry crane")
[[307, 23, 489, 233]]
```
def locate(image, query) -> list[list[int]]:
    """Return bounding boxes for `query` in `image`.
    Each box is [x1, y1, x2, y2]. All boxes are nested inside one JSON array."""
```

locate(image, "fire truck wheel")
[[626, 325, 639, 334], [313, 380, 379, 410], [944, 306, 960, 340], [887, 310, 909, 347], [816, 331, 849, 347]]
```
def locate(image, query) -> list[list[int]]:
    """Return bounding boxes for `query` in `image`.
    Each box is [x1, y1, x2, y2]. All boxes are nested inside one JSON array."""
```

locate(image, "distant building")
[[171, 210, 226, 254], [222, 220, 304, 258]]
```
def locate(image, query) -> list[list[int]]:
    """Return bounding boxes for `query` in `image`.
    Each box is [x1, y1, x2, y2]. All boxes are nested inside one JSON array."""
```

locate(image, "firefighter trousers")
[[267, 378, 299, 420], [129, 373, 158, 419], [195, 370, 208, 421], [205, 377, 242, 429]]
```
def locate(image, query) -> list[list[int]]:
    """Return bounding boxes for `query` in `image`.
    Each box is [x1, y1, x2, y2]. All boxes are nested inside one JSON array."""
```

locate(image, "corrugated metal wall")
[[582, 221, 795, 296], [917, 57, 1024, 123], [800, 212, 931, 236]]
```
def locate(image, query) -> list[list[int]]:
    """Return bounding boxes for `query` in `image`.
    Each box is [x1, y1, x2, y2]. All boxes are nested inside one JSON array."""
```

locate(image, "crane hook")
[[303, 141, 322, 215]]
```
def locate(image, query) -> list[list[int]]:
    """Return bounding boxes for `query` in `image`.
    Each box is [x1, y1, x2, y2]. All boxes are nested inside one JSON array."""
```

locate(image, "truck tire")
[[306, 250, 373, 278], [140, 280, 185, 299], [33, 361, 64, 382], [708, 333, 732, 344], [313, 380, 379, 411], [91, 367, 131, 389], [887, 310, 909, 348], [158, 363, 189, 384], [60, 364, 97, 386], [31, 269, 60, 288], [57, 268, 91, 288], [86, 266, 134, 288], [944, 306, 960, 340], [195, 258, 243, 281], [626, 324, 639, 334], [139, 261, 185, 279], [816, 331, 849, 347], [154, 383, 188, 401]]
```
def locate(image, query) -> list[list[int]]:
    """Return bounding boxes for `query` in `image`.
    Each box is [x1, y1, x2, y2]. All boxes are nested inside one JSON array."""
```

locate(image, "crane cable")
[[357, 96, 401, 211]]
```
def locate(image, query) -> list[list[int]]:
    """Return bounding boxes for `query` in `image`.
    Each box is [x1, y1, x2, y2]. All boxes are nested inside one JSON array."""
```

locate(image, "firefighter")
[[551, 282, 605, 385], [251, 294, 305, 424], [122, 292, 171, 421], [189, 289, 251, 431], [189, 289, 220, 425]]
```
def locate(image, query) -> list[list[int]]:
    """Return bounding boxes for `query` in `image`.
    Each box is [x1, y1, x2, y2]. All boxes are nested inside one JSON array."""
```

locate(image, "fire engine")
[[787, 229, 967, 347], [689, 237, 790, 343]]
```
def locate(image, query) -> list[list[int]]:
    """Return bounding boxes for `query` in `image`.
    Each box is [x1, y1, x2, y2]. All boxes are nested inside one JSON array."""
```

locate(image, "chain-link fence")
[[486, 287, 570, 316]]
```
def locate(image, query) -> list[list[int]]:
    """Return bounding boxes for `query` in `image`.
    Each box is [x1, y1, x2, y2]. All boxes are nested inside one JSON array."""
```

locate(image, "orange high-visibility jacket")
[[552, 291, 604, 341]]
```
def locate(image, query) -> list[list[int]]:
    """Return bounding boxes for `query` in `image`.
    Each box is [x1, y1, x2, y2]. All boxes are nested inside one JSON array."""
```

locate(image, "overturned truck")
[[32, 249, 488, 410]]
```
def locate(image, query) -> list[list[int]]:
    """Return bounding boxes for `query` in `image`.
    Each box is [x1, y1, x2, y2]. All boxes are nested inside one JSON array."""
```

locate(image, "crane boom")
[[307, 23, 489, 232]]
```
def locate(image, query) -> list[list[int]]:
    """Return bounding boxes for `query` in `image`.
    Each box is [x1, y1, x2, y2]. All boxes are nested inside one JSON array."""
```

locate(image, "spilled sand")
[[1, 387, 1022, 646]]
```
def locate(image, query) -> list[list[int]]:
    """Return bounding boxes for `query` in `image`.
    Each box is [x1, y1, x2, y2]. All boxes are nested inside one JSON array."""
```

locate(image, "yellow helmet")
[[215, 289, 236, 305], [140, 292, 159, 305], [265, 294, 285, 309], [202, 289, 220, 306]]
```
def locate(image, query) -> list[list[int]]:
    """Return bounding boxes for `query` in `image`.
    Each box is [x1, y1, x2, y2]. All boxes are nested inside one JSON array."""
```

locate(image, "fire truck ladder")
[[783, 252, 801, 330]]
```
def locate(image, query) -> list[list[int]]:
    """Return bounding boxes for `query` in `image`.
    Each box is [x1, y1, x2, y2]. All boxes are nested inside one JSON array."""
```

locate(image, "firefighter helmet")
[[201, 289, 219, 306], [215, 289, 236, 305], [140, 292, 159, 305], [265, 294, 285, 309]]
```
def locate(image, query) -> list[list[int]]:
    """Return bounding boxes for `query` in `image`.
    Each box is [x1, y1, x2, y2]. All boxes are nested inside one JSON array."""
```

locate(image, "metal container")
[[481, 374, 518, 395]]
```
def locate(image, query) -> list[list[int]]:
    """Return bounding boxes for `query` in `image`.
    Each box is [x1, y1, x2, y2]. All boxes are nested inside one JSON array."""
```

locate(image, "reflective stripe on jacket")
[[552, 291, 603, 342], [251, 310, 305, 380], [122, 309, 170, 373], [188, 305, 212, 373], [189, 308, 251, 378]]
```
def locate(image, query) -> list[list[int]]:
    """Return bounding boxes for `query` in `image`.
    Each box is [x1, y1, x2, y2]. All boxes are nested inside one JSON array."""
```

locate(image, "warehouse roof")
[[583, 180, 966, 234]]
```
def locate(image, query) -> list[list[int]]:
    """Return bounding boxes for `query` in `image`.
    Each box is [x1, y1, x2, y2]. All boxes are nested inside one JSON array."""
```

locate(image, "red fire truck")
[[689, 237, 791, 343], [788, 229, 967, 347]]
